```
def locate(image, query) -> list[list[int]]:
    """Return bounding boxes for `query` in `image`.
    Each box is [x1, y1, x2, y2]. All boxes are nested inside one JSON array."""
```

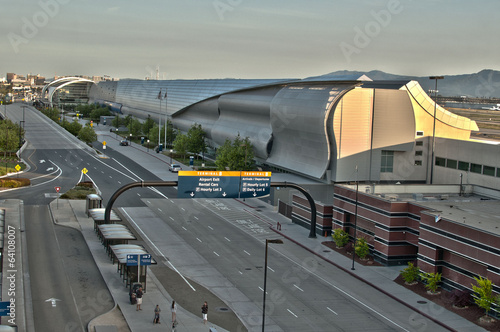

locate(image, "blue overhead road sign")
[[239, 172, 271, 198]]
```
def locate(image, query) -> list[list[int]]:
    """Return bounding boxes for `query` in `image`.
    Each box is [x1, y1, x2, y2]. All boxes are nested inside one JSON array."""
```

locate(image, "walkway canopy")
[[42, 77, 95, 107]]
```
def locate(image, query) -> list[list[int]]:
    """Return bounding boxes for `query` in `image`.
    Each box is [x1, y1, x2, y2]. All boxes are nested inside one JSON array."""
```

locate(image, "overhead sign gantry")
[[177, 171, 271, 199]]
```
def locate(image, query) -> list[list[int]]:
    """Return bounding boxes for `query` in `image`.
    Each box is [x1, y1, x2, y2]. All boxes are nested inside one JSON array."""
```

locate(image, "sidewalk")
[[50, 198, 228, 332]]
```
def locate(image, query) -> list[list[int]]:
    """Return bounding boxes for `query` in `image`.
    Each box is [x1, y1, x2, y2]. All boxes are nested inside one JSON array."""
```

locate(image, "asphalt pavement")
[[1, 123, 488, 331]]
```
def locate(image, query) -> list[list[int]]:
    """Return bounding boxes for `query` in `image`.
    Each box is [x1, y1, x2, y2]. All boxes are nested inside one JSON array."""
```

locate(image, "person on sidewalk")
[[153, 304, 161, 324], [201, 301, 208, 325], [171, 300, 177, 324], [136, 287, 143, 311]]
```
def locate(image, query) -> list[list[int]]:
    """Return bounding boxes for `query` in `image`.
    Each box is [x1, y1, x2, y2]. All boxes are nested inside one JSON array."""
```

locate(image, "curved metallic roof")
[[42, 77, 95, 107]]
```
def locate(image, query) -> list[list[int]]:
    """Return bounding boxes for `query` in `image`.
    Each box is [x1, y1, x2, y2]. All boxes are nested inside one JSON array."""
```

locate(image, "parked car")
[[169, 164, 181, 172], [119, 140, 129, 146]]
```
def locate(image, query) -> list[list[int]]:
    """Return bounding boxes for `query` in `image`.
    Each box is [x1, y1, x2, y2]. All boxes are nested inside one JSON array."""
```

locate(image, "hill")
[[312, 69, 500, 98]]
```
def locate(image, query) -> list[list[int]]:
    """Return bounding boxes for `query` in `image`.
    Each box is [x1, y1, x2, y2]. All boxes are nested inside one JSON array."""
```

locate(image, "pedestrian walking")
[[136, 286, 143, 311], [201, 301, 208, 325], [153, 304, 161, 324], [171, 300, 177, 324]]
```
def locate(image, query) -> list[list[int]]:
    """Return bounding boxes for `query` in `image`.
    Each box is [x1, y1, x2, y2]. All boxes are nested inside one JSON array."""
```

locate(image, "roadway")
[[1, 102, 462, 331], [0, 103, 174, 331]]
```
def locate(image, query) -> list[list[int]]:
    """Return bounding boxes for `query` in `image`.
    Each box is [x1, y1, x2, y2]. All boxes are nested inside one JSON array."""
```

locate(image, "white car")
[[169, 164, 181, 172]]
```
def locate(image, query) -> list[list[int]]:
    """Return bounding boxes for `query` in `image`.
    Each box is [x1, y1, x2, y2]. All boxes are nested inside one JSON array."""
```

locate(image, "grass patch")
[[60, 182, 97, 199]]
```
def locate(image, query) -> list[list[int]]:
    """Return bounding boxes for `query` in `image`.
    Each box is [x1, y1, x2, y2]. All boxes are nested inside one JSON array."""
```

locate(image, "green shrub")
[[355, 238, 370, 259], [420, 271, 442, 293], [400, 262, 420, 284], [472, 276, 495, 314], [331, 228, 349, 248]]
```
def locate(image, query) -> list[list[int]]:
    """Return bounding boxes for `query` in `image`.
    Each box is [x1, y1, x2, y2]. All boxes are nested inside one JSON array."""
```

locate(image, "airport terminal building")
[[43, 75, 500, 296]]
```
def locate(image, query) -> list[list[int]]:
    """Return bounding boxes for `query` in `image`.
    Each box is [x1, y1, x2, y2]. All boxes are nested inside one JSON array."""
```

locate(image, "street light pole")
[[351, 165, 359, 270], [262, 239, 283, 332], [164, 89, 168, 149], [429, 76, 444, 184], [170, 149, 173, 164]]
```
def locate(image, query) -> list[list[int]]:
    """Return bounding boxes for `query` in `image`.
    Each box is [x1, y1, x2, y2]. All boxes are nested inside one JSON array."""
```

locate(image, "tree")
[[173, 131, 189, 159], [123, 114, 133, 127], [215, 134, 255, 171], [332, 228, 349, 248], [148, 124, 159, 147], [187, 123, 206, 158], [0, 119, 23, 155], [66, 119, 82, 136], [90, 106, 111, 122], [166, 119, 176, 147], [355, 237, 370, 259], [112, 115, 122, 128], [128, 118, 143, 136], [472, 276, 495, 316], [78, 125, 97, 144], [142, 115, 155, 136]]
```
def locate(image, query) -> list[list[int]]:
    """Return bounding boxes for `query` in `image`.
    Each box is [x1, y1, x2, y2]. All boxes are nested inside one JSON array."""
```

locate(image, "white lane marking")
[[137, 193, 141, 197], [267, 266, 275, 272], [287, 309, 298, 318], [169, 216, 175, 221], [327, 307, 338, 315], [118, 181, 121, 184], [224, 237, 231, 242], [272, 247, 411, 331], [238, 271, 243, 275], [147, 200, 151, 204], [258, 287, 264, 292], [208, 226, 213, 230], [109, 175, 112, 178], [182, 227, 187, 231], [196, 238, 202, 243], [293, 284, 304, 292], [158, 208, 162, 212], [243, 250, 251, 256], [181, 207, 185, 211], [213, 251, 219, 257], [194, 187, 408, 331], [193, 216, 199, 220], [121, 209, 196, 291]]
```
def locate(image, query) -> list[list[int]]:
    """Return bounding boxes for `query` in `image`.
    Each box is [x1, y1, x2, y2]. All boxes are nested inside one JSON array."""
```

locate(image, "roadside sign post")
[[82, 167, 88, 183], [55, 186, 61, 209]]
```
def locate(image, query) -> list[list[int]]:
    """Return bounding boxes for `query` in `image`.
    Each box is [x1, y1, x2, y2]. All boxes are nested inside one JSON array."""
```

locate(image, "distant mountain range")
[[313, 69, 500, 98]]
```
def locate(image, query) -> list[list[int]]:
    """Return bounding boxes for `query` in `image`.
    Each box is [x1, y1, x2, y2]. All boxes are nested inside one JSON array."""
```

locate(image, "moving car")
[[119, 140, 129, 146], [169, 164, 181, 172]]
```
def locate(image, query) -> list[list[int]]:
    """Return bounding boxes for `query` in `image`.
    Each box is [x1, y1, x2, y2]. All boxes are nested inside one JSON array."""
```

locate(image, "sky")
[[1, 0, 499, 80]]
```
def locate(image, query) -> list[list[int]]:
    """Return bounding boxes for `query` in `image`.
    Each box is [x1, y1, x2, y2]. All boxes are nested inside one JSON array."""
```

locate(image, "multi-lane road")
[[1, 102, 452, 331]]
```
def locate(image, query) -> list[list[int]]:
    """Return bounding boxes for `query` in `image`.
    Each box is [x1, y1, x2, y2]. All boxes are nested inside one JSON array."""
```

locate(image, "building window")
[[415, 160, 422, 166], [415, 150, 423, 156], [435, 157, 446, 167], [381, 151, 394, 172], [416, 131, 424, 136], [470, 163, 482, 174], [497, 168, 500, 178], [446, 159, 457, 169], [415, 141, 423, 146], [458, 161, 469, 171], [483, 165, 495, 176]]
